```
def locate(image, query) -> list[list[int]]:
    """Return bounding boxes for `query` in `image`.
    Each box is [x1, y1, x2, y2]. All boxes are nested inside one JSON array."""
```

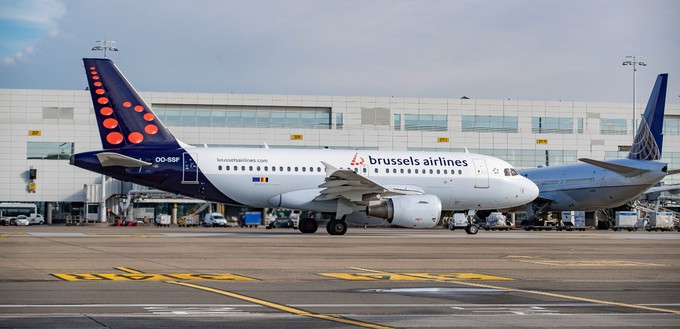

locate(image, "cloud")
[[0, 0, 66, 65]]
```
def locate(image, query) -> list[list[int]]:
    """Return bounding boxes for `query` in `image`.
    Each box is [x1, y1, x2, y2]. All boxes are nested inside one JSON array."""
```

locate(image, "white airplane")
[[70, 58, 539, 235], [520, 73, 679, 217]]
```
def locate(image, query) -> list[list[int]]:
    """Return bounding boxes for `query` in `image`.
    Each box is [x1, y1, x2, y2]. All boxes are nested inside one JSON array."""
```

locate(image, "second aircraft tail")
[[627, 73, 668, 161]]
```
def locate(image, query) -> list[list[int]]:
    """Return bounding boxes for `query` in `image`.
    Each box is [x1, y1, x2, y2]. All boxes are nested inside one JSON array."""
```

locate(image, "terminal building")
[[1, 87, 679, 223]]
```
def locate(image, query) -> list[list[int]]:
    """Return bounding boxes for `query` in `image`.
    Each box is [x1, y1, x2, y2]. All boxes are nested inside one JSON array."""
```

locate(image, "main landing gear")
[[298, 217, 348, 235], [298, 218, 318, 234], [326, 218, 348, 235]]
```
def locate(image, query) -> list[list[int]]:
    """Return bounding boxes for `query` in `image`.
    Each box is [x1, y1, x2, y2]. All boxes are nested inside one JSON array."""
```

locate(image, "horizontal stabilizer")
[[96, 152, 152, 167], [578, 158, 649, 177]]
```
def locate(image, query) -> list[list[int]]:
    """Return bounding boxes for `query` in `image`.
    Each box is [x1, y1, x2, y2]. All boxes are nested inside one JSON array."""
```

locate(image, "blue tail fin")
[[627, 73, 668, 160], [83, 58, 180, 149]]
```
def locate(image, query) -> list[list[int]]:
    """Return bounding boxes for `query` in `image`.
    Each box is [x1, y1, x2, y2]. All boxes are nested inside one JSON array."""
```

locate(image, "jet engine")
[[366, 194, 442, 228]]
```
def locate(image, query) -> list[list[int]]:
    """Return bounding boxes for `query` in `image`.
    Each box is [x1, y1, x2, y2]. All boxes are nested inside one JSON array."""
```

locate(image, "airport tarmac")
[[0, 225, 679, 328]]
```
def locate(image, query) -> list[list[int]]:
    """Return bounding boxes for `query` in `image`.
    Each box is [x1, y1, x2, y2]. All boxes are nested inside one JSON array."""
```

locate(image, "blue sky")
[[0, 0, 678, 103]]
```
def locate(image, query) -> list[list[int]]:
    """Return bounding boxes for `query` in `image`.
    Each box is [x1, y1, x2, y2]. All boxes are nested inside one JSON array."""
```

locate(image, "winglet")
[[627, 73, 668, 160]]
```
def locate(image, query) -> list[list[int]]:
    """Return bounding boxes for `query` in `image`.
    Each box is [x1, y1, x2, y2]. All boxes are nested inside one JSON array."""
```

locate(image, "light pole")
[[92, 40, 118, 58], [622, 55, 646, 132]]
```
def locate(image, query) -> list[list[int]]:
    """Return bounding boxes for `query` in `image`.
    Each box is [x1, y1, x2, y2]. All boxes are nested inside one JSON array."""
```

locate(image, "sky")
[[0, 0, 679, 103]]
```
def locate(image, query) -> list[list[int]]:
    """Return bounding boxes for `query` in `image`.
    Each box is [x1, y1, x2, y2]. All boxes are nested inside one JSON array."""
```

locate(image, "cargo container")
[[646, 212, 674, 231], [612, 211, 639, 231]]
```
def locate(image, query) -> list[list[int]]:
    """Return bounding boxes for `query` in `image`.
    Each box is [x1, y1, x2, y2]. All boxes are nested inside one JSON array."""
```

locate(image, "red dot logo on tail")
[[106, 132, 124, 145], [128, 132, 144, 144]]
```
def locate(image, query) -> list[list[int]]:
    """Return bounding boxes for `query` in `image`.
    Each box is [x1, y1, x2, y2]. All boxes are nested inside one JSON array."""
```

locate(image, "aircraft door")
[[182, 152, 199, 184], [473, 159, 489, 188]]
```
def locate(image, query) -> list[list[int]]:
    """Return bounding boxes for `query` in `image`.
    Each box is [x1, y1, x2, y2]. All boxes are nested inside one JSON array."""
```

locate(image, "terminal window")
[[27, 142, 74, 160], [462, 115, 518, 133], [532, 117, 574, 134], [404, 114, 447, 131], [663, 116, 680, 136], [153, 105, 332, 129], [600, 118, 628, 135]]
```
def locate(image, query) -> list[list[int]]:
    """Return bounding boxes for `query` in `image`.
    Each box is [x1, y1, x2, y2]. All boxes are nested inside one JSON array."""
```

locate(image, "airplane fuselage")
[[73, 147, 538, 212], [520, 158, 668, 211]]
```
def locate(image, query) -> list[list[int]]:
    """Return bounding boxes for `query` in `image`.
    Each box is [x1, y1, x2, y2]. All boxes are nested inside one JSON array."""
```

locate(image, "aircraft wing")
[[578, 158, 649, 177], [314, 162, 421, 202]]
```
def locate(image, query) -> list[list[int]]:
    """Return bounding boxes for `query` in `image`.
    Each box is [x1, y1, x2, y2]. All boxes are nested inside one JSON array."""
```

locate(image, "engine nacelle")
[[366, 194, 442, 228]]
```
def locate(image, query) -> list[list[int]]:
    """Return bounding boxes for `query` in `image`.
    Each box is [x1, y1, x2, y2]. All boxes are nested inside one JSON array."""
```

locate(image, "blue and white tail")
[[83, 58, 180, 149], [627, 73, 668, 161]]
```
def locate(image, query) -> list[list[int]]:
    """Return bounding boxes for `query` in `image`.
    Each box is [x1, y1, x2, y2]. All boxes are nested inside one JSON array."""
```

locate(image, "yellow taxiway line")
[[348, 267, 680, 315], [166, 280, 394, 329]]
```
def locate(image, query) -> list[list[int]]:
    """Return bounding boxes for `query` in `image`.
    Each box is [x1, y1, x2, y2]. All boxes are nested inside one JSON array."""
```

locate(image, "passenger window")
[[272, 166, 276, 172], [443, 169, 447, 174], [257, 166, 261, 171], [234, 166, 238, 171], [429, 169, 433, 174], [385, 168, 389, 173], [374, 168, 378, 173], [295, 167, 299, 172], [218, 165, 222, 171], [400, 168, 404, 174], [317, 167, 322, 172], [302, 167, 306, 172], [415, 169, 419, 174], [436, 169, 440, 174], [249, 166, 253, 171], [392, 168, 396, 173], [287, 166, 291, 172], [407, 169, 411, 174], [354, 168, 358, 173], [241, 166, 246, 171], [280, 166, 284, 172], [363, 167, 367, 173], [458, 170, 462, 175], [226, 165, 230, 171]]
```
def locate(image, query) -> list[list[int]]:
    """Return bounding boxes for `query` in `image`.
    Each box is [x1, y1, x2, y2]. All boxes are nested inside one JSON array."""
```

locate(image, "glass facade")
[[336, 113, 343, 130], [600, 118, 628, 135], [27, 142, 74, 160], [462, 115, 518, 133], [663, 115, 680, 136], [475, 149, 577, 169], [404, 114, 447, 131], [154, 105, 332, 129], [532, 117, 574, 134], [394, 113, 401, 131]]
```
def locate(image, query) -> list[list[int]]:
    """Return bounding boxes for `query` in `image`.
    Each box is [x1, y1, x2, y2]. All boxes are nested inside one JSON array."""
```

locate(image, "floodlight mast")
[[622, 55, 646, 132], [91, 40, 118, 58]]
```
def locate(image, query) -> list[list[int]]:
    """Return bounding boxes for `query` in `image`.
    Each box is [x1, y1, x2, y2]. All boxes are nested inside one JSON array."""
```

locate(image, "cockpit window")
[[504, 168, 519, 176]]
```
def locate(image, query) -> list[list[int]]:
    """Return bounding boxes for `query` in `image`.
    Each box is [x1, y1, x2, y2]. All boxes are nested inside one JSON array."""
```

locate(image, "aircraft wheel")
[[299, 218, 318, 234], [465, 224, 479, 235], [326, 219, 347, 235]]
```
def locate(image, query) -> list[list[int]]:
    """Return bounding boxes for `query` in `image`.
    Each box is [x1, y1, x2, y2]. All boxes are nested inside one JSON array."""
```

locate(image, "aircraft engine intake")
[[366, 194, 442, 228]]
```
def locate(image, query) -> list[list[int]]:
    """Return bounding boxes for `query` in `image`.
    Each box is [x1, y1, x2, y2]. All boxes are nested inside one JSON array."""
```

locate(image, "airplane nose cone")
[[522, 179, 539, 202]]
